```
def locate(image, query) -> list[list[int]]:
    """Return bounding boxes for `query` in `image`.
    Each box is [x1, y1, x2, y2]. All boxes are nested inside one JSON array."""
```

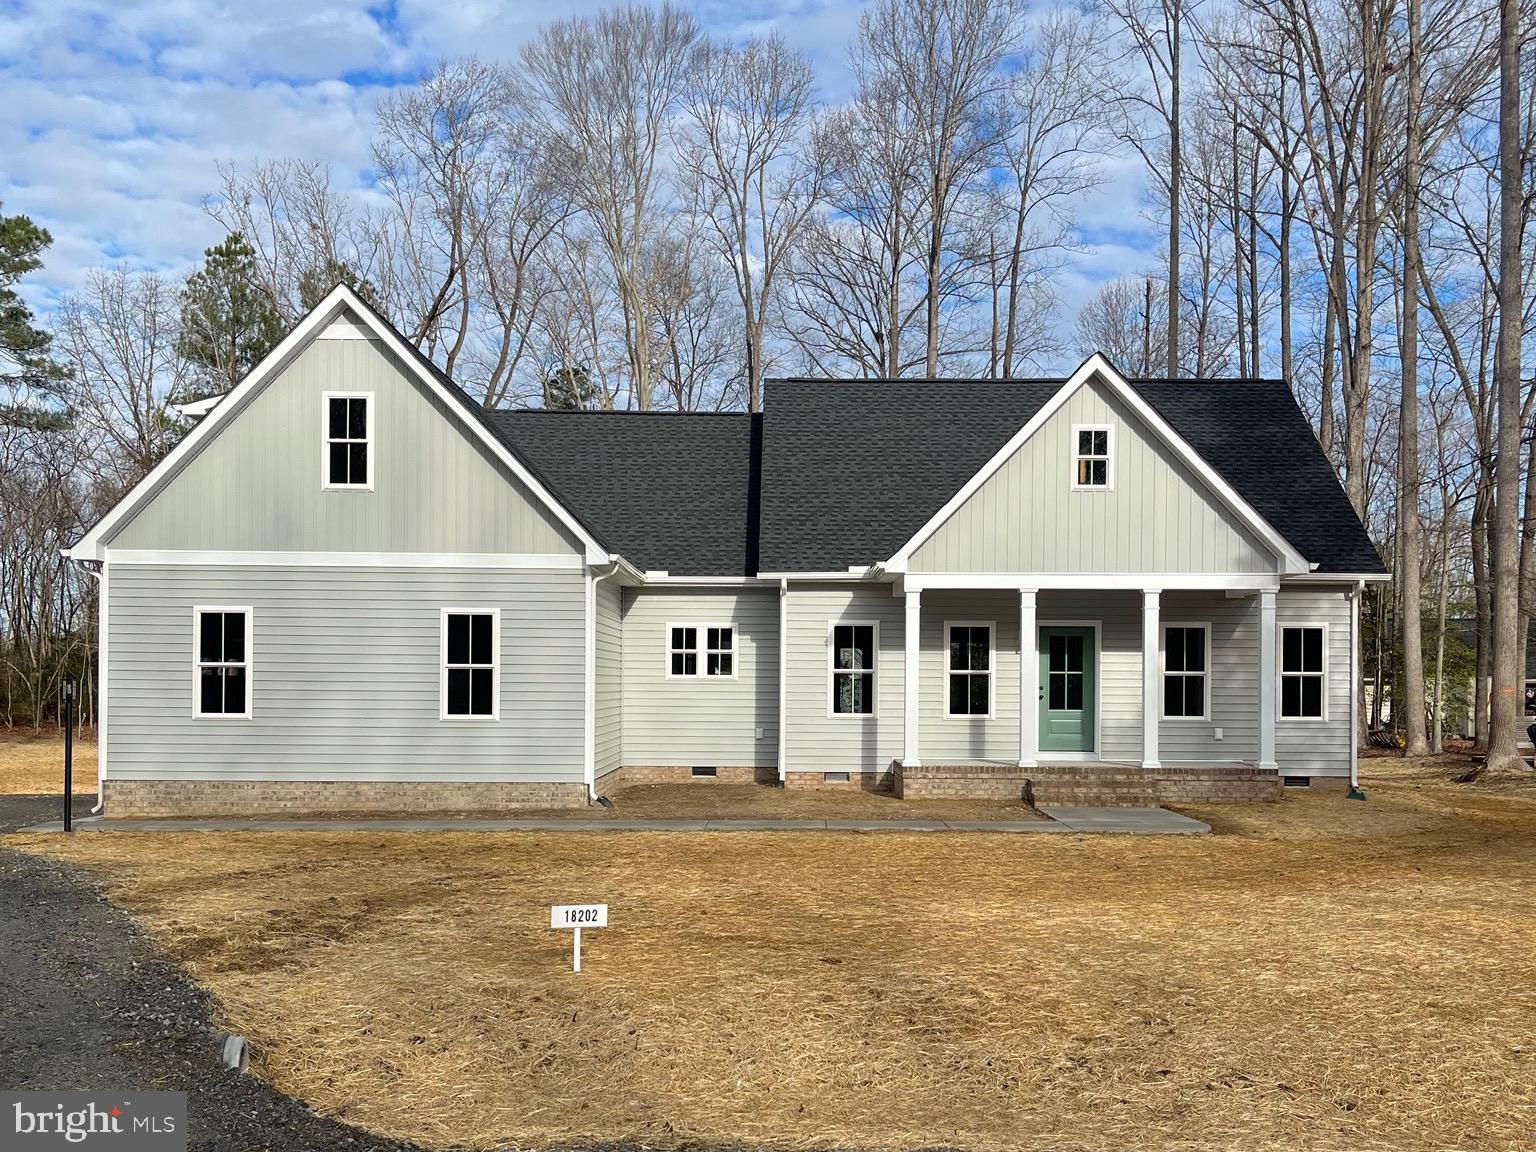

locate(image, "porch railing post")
[[902, 589, 921, 767], [1018, 588, 1038, 767], [1141, 589, 1161, 769]]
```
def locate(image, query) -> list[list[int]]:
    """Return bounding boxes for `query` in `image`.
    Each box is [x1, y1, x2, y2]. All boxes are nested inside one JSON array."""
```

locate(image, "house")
[[64, 285, 1388, 817]]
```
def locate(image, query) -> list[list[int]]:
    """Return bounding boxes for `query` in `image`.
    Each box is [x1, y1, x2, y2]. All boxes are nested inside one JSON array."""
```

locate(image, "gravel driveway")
[[0, 794, 96, 833]]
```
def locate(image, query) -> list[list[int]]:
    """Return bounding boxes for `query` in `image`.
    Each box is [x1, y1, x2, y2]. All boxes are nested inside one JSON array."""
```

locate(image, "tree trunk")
[[1472, 480, 1492, 747], [1166, 0, 1181, 378]]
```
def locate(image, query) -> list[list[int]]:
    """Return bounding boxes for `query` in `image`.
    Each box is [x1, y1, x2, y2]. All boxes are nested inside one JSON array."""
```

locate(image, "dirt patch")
[[11, 760, 1536, 1151], [0, 731, 96, 794]]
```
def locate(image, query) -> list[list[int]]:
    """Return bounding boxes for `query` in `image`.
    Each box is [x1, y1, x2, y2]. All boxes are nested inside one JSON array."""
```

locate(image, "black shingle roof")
[[479, 378, 1383, 578]]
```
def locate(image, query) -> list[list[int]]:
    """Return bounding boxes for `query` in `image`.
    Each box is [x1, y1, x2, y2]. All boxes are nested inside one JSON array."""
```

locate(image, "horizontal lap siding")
[[107, 564, 584, 781], [621, 588, 778, 767], [1158, 591, 1260, 762], [595, 579, 623, 779], [784, 584, 904, 774], [920, 591, 1019, 761], [1036, 590, 1142, 762], [1276, 585, 1353, 775]]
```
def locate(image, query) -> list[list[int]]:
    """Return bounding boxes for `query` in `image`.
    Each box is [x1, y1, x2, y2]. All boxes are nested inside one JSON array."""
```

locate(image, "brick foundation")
[[894, 762, 1280, 805], [594, 765, 776, 797], [784, 769, 891, 792], [104, 778, 588, 818]]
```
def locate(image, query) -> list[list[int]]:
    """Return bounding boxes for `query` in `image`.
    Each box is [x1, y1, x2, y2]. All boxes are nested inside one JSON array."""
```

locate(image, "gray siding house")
[[66, 285, 1387, 816]]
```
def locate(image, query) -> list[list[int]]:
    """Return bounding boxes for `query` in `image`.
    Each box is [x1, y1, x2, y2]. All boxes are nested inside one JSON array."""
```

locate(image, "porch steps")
[[893, 762, 1278, 806]]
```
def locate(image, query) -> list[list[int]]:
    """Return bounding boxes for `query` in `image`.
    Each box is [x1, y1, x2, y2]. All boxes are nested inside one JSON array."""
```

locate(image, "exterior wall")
[[919, 590, 1020, 762], [911, 378, 1274, 574], [620, 587, 779, 769], [1036, 590, 1142, 762], [105, 778, 585, 817], [595, 578, 623, 782], [783, 583, 905, 776], [105, 563, 585, 786], [1275, 584, 1354, 775], [107, 321, 580, 555], [1157, 590, 1260, 763]]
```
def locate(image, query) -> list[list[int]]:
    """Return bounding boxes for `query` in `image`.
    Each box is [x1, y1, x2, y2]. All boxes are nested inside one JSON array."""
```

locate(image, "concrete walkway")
[[18, 806, 1209, 835]]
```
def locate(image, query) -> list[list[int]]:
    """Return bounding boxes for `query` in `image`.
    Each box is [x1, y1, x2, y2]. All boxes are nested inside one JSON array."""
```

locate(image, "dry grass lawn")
[[0, 732, 96, 793], [10, 756, 1536, 1151]]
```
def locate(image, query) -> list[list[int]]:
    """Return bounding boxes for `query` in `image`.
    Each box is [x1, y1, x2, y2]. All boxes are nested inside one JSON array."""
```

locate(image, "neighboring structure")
[[65, 286, 1388, 816]]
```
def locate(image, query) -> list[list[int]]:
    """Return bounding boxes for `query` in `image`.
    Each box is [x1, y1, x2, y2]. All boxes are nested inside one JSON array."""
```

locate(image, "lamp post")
[[63, 678, 76, 833]]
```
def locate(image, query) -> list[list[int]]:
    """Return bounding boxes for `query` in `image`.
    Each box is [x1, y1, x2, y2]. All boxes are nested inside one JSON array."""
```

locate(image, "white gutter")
[[64, 557, 108, 815], [1349, 580, 1363, 794], [777, 578, 788, 784]]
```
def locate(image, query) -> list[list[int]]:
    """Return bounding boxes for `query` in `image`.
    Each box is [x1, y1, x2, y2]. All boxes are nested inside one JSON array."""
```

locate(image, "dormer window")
[[1072, 424, 1112, 489], [323, 392, 372, 488]]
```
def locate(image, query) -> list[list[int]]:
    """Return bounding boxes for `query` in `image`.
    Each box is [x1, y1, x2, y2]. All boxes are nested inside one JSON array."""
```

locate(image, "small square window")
[[1073, 425, 1112, 488]]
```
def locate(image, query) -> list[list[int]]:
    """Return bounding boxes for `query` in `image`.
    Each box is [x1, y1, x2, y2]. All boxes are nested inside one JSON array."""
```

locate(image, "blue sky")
[[0, 0, 1158, 329]]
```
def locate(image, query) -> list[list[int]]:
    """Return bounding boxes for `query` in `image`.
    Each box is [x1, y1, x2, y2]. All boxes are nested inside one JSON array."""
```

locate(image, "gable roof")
[[489, 411, 761, 577]]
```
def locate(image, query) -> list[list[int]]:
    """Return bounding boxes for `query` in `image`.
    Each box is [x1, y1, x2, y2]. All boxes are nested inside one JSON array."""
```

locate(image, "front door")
[[1039, 626, 1096, 753]]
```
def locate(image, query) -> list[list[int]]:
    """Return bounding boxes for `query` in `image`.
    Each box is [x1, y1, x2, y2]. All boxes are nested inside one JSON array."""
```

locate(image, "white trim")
[[1017, 589, 1038, 768], [1160, 620, 1211, 722], [320, 390, 374, 491], [65, 284, 609, 564], [1284, 571, 1390, 584], [1140, 592, 1161, 769], [642, 575, 765, 586], [777, 579, 788, 782], [583, 570, 598, 801], [439, 607, 501, 721], [883, 354, 1309, 575], [1279, 619, 1331, 722], [757, 571, 873, 582], [96, 565, 108, 798], [103, 549, 583, 570], [943, 620, 996, 720], [1038, 619, 1102, 758], [192, 605, 253, 720], [902, 592, 920, 762], [1258, 590, 1278, 769], [828, 618, 880, 720], [901, 572, 1281, 592], [664, 622, 738, 680], [1349, 582, 1361, 788], [1070, 422, 1114, 491], [316, 318, 378, 340], [172, 395, 222, 418]]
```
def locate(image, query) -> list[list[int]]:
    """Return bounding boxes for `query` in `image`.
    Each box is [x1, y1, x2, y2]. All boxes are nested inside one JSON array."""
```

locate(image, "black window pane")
[[1185, 676, 1204, 717], [329, 397, 347, 439], [716, 653, 732, 676], [707, 652, 723, 676], [681, 627, 696, 650], [1283, 628, 1302, 671], [329, 442, 349, 484], [470, 614, 492, 665], [1303, 628, 1323, 672], [969, 630, 989, 671], [200, 612, 223, 663], [1066, 635, 1083, 672], [671, 627, 687, 651], [348, 397, 367, 438], [949, 675, 967, 715], [683, 652, 697, 676], [1185, 629, 1205, 673], [223, 612, 244, 663], [1050, 634, 1064, 668], [1301, 676, 1322, 717], [447, 668, 471, 714], [1092, 430, 1107, 454], [1066, 672, 1083, 711], [1078, 429, 1092, 454], [199, 667, 223, 714], [1164, 674, 1181, 717], [1091, 460, 1106, 485], [447, 614, 470, 665], [1049, 674, 1065, 710], [1166, 628, 1184, 671], [854, 626, 873, 669], [949, 631, 964, 670], [969, 674, 989, 714], [224, 667, 246, 714], [470, 667, 493, 715], [348, 442, 368, 484], [1281, 675, 1302, 717], [671, 653, 686, 676]]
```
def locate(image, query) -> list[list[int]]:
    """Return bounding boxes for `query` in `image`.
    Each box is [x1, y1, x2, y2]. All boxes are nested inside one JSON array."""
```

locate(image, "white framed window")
[[193, 606, 252, 718], [322, 391, 373, 489], [666, 624, 735, 678], [945, 621, 994, 718], [1280, 623, 1327, 720], [441, 609, 499, 719], [1162, 622, 1208, 720], [1072, 423, 1113, 489], [828, 621, 877, 717]]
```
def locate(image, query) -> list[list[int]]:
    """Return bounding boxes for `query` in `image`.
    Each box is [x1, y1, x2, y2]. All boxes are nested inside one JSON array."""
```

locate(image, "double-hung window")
[[946, 623, 993, 717], [194, 607, 251, 718], [442, 610, 498, 719], [668, 625, 734, 678], [1281, 625, 1326, 719], [323, 392, 372, 488], [1163, 624, 1208, 719], [1073, 424, 1112, 488], [830, 622, 876, 715]]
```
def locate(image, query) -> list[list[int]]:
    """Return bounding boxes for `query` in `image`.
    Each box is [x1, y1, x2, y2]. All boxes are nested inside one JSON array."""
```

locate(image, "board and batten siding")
[[621, 587, 778, 767], [595, 578, 623, 780], [911, 378, 1274, 574], [106, 564, 585, 781], [107, 319, 580, 555], [783, 584, 905, 774], [1275, 584, 1353, 775]]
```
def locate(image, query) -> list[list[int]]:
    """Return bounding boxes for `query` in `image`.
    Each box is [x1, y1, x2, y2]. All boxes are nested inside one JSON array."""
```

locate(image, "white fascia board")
[[902, 571, 1281, 592], [173, 395, 223, 418], [1283, 571, 1391, 584], [67, 283, 612, 567], [882, 354, 1310, 576], [104, 549, 585, 569]]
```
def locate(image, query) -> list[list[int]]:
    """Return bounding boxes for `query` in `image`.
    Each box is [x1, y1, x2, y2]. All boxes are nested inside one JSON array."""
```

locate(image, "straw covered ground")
[[11, 755, 1536, 1151], [0, 731, 96, 793]]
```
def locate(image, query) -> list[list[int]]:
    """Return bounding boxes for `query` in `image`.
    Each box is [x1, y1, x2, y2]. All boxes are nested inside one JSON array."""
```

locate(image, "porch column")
[[1141, 589, 1161, 769], [903, 589, 921, 767], [1258, 589, 1278, 770], [1018, 589, 1038, 767]]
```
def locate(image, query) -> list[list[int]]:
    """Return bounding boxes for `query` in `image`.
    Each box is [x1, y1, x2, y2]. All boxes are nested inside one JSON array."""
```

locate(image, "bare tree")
[[519, 3, 701, 410], [1075, 276, 1168, 375]]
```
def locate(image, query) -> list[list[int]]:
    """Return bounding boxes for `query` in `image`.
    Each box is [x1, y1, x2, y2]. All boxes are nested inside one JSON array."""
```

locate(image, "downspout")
[[585, 560, 621, 804], [777, 578, 788, 785], [66, 556, 107, 814], [1349, 580, 1365, 800]]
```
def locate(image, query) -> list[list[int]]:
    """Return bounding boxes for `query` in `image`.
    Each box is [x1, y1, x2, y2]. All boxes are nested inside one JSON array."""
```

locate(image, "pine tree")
[[176, 232, 285, 399], [0, 206, 68, 429]]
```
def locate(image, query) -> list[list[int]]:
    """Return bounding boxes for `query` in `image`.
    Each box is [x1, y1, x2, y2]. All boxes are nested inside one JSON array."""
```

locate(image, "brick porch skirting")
[[894, 762, 1280, 805], [594, 765, 777, 797], [783, 769, 890, 792], [103, 778, 588, 818]]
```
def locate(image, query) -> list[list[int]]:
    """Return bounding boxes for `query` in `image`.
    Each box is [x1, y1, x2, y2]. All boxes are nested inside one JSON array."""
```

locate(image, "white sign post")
[[550, 904, 608, 972]]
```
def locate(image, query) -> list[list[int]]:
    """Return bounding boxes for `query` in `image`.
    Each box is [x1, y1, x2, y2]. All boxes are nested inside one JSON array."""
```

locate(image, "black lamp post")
[[63, 678, 76, 833]]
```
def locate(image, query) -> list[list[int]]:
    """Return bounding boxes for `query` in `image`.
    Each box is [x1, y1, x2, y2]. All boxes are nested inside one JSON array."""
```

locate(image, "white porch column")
[[903, 589, 922, 767], [1141, 589, 1161, 769], [1258, 588, 1278, 770], [1018, 589, 1038, 767]]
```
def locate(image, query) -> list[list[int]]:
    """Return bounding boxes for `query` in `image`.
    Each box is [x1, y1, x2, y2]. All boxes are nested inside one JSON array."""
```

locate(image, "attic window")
[[1072, 424, 1112, 489], [324, 392, 372, 488]]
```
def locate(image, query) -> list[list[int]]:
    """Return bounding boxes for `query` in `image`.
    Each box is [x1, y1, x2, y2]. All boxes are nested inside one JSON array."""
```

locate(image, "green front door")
[[1039, 626, 1096, 753]]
